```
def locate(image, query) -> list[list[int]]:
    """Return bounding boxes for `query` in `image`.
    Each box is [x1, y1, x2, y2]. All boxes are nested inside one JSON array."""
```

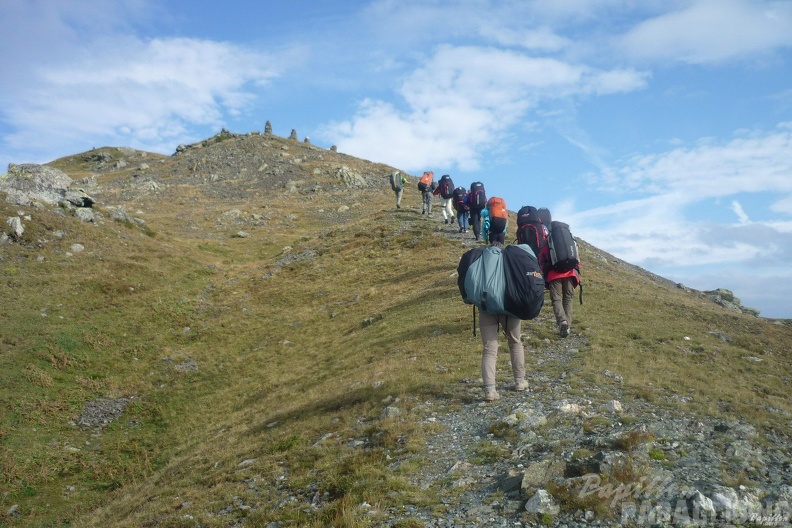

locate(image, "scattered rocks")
[[705, 288, 761, 317], [74, 397, 133, 429], [370, 304, 792, 527]]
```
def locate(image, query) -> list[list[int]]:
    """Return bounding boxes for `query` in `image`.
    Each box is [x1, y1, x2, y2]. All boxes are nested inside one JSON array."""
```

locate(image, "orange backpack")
[[418, 171, 433, 191], [487, 197, 508, 220]]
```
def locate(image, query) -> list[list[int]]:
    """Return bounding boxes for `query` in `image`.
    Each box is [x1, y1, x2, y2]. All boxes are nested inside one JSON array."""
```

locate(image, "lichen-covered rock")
[[0, 164, 73, 205]]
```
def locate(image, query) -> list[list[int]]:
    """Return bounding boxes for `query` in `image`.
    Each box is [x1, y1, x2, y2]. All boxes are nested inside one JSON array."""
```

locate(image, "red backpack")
[[516, 206, 547, 258], [469, 182, 486, 209], [452, 187, 469, 212], [438, 174, 455, 199]]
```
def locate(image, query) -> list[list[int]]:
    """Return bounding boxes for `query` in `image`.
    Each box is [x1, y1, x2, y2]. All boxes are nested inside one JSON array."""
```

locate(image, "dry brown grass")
[[1, 134, 790, 526]]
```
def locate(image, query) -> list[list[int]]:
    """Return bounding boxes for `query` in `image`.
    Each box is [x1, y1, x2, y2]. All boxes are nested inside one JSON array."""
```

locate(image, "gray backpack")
[[389, 171, 403, 192], [457, 244, 545, 320]]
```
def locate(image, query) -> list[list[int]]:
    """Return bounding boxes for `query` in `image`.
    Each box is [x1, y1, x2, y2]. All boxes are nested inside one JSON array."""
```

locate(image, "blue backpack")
[[457, 244, 545, 320]]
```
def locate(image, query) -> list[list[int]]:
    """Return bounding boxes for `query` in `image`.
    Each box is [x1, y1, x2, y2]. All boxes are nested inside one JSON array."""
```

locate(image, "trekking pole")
[[473, 305, 477, 337]]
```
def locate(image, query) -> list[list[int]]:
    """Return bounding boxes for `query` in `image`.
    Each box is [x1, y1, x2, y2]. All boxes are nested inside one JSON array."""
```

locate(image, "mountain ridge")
[[1, 130, 790, 526]]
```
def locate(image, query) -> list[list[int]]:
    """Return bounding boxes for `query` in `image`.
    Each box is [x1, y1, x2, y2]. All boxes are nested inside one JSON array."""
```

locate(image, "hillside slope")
[[1, 132, 790, 527]]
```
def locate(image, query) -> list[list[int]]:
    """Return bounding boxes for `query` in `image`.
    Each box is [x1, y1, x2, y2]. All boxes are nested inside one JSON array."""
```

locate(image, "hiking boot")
[[484, 389, 500, 402], [559, 321, 570, 337], [444, 218, 449, 224], [514, 380, 530, 392]]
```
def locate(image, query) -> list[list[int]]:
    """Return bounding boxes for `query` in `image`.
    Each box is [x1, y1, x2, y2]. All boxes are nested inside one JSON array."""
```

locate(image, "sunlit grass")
[[1, 134, 790, 526]]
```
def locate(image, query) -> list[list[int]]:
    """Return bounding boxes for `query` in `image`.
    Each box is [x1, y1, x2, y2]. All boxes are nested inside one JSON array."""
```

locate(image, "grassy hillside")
[[1, 133, 790, 526]]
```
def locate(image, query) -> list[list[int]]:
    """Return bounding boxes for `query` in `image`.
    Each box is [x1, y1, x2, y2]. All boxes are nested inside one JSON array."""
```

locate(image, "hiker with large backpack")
[[389, 171, 407, 209], [486, 196, 509, 245], [433, 174, 455, 225], [538, 217, 582, 337], [515, 205, 547, 258], [468, 181, 486, 240], [452, 186, 470, 233], [457, 238, 545, 402], [418, 171, 434, 215]]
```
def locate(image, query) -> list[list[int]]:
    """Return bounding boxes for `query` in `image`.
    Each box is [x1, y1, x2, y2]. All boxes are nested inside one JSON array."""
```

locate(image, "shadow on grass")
[[244, 382, 464, 437]]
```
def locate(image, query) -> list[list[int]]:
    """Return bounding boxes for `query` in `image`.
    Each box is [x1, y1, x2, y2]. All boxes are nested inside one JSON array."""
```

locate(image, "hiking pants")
[[395, 189, 404, 208], [457, 210, 469, 231], [488, 217, 506, 245], [480, 311, 525, 386], [549, 277, 576, 327], [422, 191, 433, 214], [469, 209, 482, 239], [441, 198, 454, 220]]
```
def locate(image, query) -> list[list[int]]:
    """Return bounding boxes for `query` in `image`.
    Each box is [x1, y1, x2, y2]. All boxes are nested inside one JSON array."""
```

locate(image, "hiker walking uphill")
[[418, 171, 435, 215], [538, 218, 582, 337], [457, 222, 546, 402], [480, 208, 490, 243], [389, 171, 407, 209], [516, 205, 547, 258], [468, 181, 486, 241], [486, 196, 508, 245], [433, 174, 455, 225], [452, 186, 470, 233]]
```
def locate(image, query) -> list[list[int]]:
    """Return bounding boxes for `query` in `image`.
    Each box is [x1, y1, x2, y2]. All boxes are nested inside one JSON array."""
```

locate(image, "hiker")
[[479, 240, 530, 402], [480, 208, 490, 242], [468, 181, 486, 240], [389, 171, 407, 209], [539, 219, 581, 337], [486, 197, 508, 245], [418, 171, 434, 215], [516, 205, 547, 258], [452, 186, 470, 233], [433, 174, 455, 224]]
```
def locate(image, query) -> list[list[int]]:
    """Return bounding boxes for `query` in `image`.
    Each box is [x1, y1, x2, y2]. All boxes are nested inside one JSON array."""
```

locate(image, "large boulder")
[[0, 164, 73, 206]]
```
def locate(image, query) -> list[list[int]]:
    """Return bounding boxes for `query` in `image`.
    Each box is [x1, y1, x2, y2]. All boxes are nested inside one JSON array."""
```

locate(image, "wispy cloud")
[[323, 45, 647, 171], [0, 2, 281, 162], [569, 126, 792, 280], [594, 126, 792, 196], [620, 0, 792, 64], [731, 200, 750, 225]]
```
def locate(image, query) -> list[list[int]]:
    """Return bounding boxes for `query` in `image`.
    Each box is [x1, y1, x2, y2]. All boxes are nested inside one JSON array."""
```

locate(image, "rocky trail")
[[372, 206, 792, 528]]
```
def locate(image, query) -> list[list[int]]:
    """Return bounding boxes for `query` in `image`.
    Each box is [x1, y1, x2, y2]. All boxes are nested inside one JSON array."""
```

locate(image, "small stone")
[[525, 489, 560, 515]]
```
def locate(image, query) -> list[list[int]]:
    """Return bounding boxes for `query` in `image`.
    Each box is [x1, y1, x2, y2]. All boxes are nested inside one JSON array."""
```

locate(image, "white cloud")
[[480, 26, 571, 52], [324, 45, 648, 171], [731, 200, 750, 225], [569, 125, 792, 300], [621, 0, 792, 64], [597, 127, 792, 196], [1, 35, 280, 161], [771, 194, 792, 215]]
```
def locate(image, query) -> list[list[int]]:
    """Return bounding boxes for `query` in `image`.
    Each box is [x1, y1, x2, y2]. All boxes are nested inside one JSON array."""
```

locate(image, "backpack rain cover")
[[457, 244, 545, 320]]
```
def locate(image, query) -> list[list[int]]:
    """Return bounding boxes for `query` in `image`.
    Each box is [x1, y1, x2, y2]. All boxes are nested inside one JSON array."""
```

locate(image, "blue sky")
[[2, 0, 791, 318]]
